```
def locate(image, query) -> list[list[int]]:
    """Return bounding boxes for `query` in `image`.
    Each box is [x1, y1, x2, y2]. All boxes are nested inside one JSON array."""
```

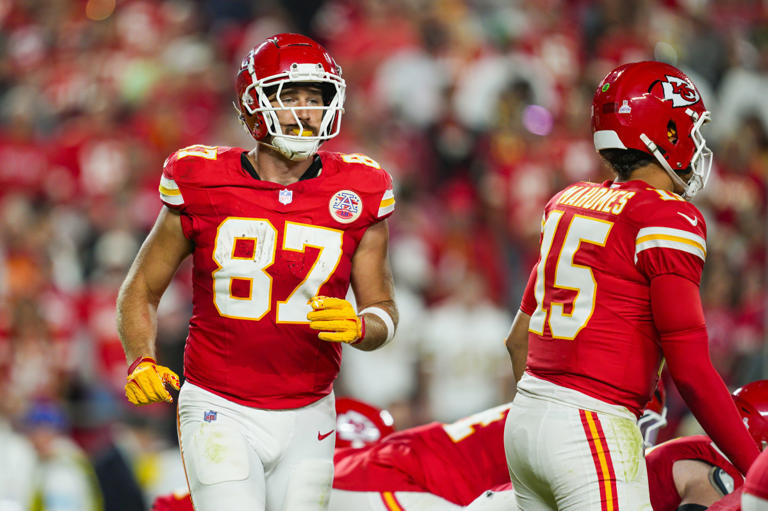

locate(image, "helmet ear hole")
[[667, 120, 678, 145]]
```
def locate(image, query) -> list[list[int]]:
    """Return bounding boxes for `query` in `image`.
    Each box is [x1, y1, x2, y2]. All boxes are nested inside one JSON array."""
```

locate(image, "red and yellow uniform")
[[521, 180, 705, 417], [163, 146, 395, 511], [505, 179, 727, 511], [160, 146, 394, 408]]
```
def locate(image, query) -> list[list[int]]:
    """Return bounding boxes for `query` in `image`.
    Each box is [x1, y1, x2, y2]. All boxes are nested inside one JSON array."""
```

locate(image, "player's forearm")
[[354, 299, 398, 351], [676, 379, 759, 475], [652, 274, 759, 474], [668, 353, 758, 475], [116, 275, 162, 363]]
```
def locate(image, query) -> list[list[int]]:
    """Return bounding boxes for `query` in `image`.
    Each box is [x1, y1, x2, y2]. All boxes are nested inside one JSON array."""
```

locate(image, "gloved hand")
[[125, 357, 180, 406], [307, 296, 364, 344]]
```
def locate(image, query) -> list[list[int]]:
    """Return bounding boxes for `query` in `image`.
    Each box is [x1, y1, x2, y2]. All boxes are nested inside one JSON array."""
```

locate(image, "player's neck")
[[618, 162, 677, 194], [246, 147, 313, 186]]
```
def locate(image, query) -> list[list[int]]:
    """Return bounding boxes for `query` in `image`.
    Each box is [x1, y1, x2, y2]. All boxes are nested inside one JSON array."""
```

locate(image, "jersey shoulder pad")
[[631, 190, 707, 283], [320, 151, 395, 219], [321, 151, 391, 187], [160, 145, 241, 208], [632, 188, 705, 230], [668, 434, 712, 449], [632, 190, 707, 260], [162, 145, 240, 180]]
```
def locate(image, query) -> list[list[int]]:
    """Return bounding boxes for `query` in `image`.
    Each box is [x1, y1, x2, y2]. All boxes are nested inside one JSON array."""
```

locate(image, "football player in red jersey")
[[116, 33, 398, 511], [150, 399, 516, 511], [503, 60, 759, 510], [646, 380, 768, 511], [330, 402, 516, 510]]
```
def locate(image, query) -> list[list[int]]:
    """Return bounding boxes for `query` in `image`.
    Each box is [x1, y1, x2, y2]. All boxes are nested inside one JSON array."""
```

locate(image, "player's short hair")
[[599, 148, 657, 181]]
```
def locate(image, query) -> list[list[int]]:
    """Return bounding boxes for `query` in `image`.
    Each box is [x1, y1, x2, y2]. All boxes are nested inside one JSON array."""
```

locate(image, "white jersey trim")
[[377, 188, 395, 218], [635, 226, 706, 262], [159, 175, 184, 206]]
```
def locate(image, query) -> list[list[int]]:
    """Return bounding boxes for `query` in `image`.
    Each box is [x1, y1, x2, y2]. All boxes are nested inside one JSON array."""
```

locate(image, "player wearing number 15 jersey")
[[502, 61, 758, 510], [116, 33, 398, 511]]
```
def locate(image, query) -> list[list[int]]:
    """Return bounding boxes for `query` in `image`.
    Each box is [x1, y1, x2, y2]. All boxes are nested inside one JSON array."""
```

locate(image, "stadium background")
[[0, 0, 767, 508]]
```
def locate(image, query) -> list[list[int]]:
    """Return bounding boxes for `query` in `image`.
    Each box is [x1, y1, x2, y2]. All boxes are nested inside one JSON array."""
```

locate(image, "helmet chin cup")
[[270, 135, 319, 161]]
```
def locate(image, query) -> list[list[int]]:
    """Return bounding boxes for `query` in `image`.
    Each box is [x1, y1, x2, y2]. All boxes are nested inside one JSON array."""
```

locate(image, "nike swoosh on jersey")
[[318, 430, 335, 441], [677, 211, 698, 226]]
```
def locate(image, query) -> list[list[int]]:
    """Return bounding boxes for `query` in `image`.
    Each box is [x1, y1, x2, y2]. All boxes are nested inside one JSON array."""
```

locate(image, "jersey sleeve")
[[634, 200, 707, 284], [159, 151, 188, 211], [520, 263, 538, 315], [376, 176, 395, 220], [369, 164, 395, 221]]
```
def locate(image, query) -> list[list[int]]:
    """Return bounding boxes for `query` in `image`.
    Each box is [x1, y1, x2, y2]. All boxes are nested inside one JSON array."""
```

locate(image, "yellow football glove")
[[307, 296, 364, 344], [125, 357, 180, 406]]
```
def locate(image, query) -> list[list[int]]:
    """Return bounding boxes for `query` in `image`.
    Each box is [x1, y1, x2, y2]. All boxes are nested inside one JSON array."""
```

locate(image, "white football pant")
[[178, 381, 336, 511], [504, 373, 652, 511]]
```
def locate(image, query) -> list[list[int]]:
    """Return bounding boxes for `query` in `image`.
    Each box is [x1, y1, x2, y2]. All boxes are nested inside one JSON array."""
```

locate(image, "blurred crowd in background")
[[0, 0, 767, 509]]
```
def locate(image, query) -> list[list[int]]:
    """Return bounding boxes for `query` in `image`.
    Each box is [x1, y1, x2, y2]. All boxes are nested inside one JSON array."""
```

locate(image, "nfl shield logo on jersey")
[[278, 188, 293, 205], [203, 410, 217, 422], [329, 190, 362, 223]]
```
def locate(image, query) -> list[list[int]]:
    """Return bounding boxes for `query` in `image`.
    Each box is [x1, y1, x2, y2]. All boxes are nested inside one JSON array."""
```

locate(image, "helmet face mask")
[[639, 380, 668, 448], [236, 34, 346, 161], [592, 61, 712, 199]]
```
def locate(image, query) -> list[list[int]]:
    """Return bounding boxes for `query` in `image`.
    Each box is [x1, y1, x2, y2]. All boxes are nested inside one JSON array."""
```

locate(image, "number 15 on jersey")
[[529, 211, 613, 340]]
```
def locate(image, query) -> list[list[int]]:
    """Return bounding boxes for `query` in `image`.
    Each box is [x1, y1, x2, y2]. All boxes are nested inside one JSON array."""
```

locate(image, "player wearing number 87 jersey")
[[116, 33, 398, 511], [502, 61, 758, 511]]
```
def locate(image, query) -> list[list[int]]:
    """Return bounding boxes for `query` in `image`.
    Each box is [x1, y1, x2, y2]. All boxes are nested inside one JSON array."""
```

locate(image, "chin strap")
[[235, 102, 320, 161], [269, 136, 319, 161], [639, 133, 691, 197]]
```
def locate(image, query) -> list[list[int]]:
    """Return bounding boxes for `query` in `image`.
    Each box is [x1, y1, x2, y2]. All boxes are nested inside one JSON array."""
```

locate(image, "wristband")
[[358, 306, 395, 346], [128, 356, 156, 375]]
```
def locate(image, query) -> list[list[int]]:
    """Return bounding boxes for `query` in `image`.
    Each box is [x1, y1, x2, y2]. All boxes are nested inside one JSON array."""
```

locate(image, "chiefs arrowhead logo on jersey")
[[329, 190, 363, 223], [660, 75, 700, 107]]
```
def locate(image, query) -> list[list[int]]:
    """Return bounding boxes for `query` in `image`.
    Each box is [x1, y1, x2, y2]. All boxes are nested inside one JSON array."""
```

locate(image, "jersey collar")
[[240, 152, 323, 181]]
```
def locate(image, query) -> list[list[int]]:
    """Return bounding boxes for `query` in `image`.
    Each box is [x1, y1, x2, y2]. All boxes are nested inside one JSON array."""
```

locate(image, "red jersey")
[[332, 404, 511, 505], [646, 435, 743, 511], [159, 146, 395, 408], [520, 180, 707, 416], [745, 447, 768, 499]]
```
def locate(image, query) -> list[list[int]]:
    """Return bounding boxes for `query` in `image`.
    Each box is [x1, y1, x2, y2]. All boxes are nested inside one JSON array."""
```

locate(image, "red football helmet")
[[591, 61, 712, 199], [732, 380, 768, 449], [335, 397, 395, 449], [235, 33, 346, 160], [638, 379, 668, 448]]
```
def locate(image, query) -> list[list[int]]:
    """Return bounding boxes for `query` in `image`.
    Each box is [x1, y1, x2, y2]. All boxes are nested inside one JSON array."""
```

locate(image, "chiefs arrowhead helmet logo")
[[659, 75, 700, 108]]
